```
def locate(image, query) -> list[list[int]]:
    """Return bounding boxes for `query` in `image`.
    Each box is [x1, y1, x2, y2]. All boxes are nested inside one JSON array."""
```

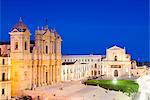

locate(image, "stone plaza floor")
[[24, 81, 131, 100]]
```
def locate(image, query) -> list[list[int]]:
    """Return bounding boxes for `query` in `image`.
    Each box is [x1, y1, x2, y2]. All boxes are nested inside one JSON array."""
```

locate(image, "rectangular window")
[[2, 59, 5, 65], [15, 42, 18, 50], [46, 46, 48, 54], [25, 41, 27, 50], [98, 71, 100, 74], [111, 65, 121, 68], [2, 89, 4, 95], [2, 73, 5, 81], [95, 64, 97, 68], [114, 56, 117, 61]]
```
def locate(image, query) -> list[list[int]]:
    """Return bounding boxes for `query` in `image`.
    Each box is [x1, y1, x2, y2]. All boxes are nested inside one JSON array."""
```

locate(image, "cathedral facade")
[[0, 18, 62, 97]]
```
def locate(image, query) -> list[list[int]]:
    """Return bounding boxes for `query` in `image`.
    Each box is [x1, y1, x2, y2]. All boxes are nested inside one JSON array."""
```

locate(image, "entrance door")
[[114, 70, 118, 77]]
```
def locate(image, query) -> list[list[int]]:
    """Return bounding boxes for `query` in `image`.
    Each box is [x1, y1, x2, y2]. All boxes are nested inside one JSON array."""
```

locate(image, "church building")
[[0, 18, 62, 97]]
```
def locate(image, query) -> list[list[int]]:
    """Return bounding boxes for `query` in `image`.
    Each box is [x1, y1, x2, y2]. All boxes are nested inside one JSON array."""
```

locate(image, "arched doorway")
[[114, 70, 118, 77]]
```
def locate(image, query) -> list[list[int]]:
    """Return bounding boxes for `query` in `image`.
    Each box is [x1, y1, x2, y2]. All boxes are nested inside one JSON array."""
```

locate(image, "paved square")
[[24, 81, 131, 100]]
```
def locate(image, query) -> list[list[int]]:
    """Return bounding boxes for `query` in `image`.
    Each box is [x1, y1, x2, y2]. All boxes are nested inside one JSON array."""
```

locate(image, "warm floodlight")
[[113, 78, 117, 84], [128, 75, 131, 78], [139, 91, 146, 100]]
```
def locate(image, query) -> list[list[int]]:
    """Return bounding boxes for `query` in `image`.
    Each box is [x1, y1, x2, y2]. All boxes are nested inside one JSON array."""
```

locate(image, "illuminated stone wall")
[[62, 61, 91, 81], [62, 55, 102, 77], [102, 46, 131, 77], [8, 19, 62, 96], [0, 57, 11, 100]]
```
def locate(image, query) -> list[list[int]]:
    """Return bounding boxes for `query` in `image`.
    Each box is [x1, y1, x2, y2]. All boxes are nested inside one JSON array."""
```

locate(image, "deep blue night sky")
[[0, 0, 149, 61]]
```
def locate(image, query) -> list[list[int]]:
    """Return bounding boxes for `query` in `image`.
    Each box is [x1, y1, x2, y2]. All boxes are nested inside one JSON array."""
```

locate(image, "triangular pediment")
[[108, 45, 123, 50], [11, 28, 19, 32]]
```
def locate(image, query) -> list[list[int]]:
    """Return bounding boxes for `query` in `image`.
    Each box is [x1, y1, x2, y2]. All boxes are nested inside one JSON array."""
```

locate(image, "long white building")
[[62, 54, 103, 77], [61, 46, 145, 81], [62, 61, 91, 81]]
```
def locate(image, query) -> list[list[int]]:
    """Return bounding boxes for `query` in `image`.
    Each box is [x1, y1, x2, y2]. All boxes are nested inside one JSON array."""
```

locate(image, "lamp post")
[[113, 78, 117, 84]]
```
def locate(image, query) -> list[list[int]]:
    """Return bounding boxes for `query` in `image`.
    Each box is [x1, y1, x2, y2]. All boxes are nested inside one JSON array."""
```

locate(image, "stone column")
[[52, 65, 55, 84], [50, 41, 52, 54], [32, 65, 35, 87], [39, 66, 42, 86], [47, 66, 49, 85], [49, 65, 52, 84], [41, 65, 43, 86], [48, 65, 51, 84], [43, 66, 45, 85], [34, 65, 37, 86], [47, 66, 50, 85], [55, 64, 58, 83], [38, 64, 41, 87]]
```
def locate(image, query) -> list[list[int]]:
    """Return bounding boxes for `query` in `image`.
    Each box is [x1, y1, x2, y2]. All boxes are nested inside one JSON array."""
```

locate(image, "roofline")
[[62, 54, 105, 58]]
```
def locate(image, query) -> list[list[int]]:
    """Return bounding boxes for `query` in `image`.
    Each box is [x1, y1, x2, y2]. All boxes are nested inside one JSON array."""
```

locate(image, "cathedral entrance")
[[114, 70, 118, 77]]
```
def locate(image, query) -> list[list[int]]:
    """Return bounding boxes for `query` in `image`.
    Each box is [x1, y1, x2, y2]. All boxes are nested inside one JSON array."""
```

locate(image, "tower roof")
[[12, 17, 29, 32]]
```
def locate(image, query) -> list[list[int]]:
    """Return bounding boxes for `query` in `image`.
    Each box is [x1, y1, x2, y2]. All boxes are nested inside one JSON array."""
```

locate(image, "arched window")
[[15, 42, 18, 50], [46, 45, 48, 54], [114, 56, 117, 61], [25, 41, 27, 50]]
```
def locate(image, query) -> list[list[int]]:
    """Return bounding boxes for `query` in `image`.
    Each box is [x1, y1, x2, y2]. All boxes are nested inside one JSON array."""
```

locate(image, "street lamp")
[[113, 78, 117, 84]]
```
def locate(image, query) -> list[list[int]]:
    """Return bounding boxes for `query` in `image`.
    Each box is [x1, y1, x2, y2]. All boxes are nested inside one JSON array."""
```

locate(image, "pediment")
[[108, 45, 123, 50]]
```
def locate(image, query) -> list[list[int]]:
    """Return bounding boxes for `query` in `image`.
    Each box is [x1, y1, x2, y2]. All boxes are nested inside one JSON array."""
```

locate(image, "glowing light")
[[128, 74, 131, 78], [139, 91, 146, 100], [113, 78, 117, 84], [8, 57, 11, 65]]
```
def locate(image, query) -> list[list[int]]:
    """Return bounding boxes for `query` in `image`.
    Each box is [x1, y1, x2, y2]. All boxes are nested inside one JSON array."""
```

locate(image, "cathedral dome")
[[12, 18, 29, 32]]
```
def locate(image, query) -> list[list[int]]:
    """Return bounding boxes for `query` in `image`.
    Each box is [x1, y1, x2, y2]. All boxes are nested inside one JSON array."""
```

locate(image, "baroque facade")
[[0, 18, 62, 97], [102, 46, 132, 77]]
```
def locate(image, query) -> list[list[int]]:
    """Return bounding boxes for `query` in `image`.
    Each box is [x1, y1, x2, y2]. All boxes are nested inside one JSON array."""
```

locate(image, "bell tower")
[[10, 18, 30, 57], [9, 18, 31, 96]]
